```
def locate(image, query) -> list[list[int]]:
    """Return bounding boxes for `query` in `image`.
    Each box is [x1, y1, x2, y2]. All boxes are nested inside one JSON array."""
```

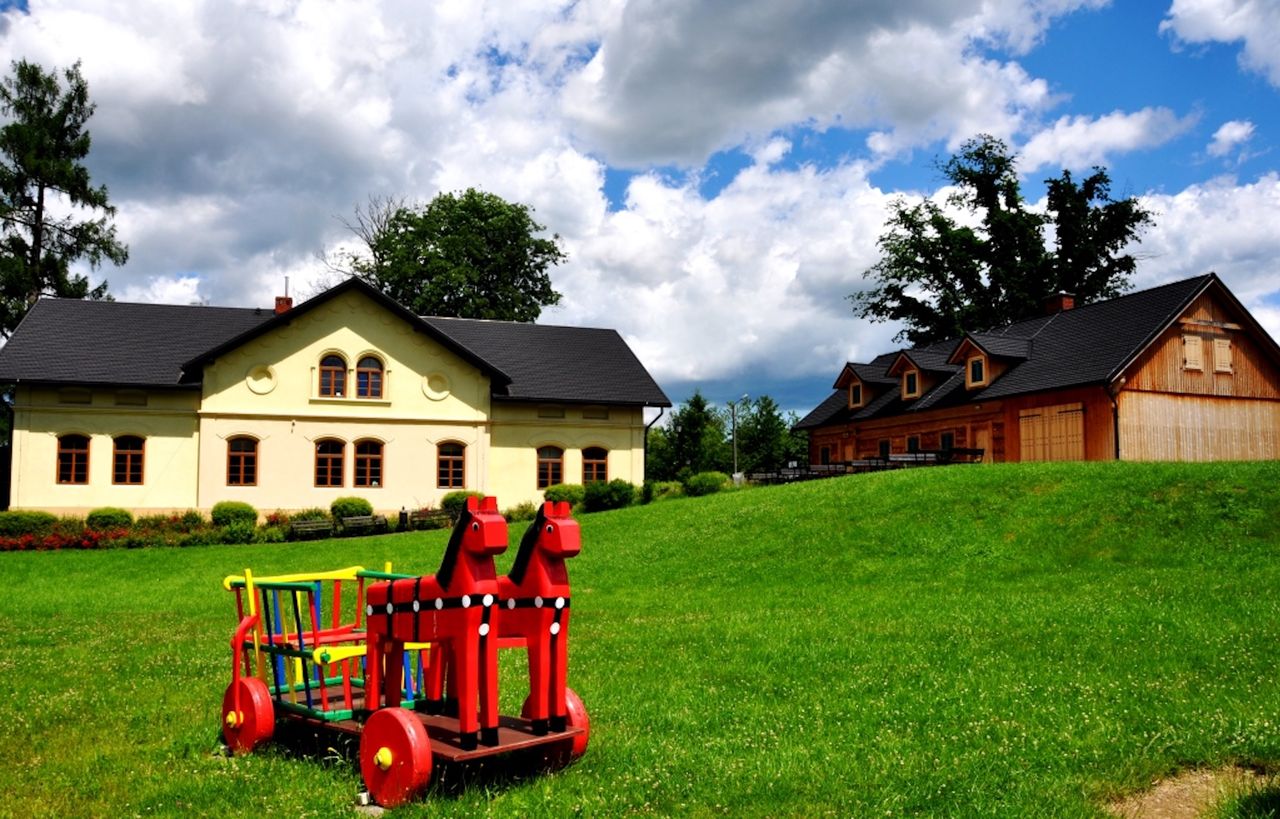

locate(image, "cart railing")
[[224, 564, 432, 722]]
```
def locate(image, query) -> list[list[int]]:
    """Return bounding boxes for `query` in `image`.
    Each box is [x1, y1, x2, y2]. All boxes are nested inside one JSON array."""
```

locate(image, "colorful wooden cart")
[[219, 498, 589, 806]]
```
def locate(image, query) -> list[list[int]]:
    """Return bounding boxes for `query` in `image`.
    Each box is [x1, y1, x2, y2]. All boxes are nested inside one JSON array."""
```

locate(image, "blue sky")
[[1, 0, 1278, 418]]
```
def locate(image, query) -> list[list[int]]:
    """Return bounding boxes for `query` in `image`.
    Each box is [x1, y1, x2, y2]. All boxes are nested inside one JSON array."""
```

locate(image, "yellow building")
[[0, 279, 670, 516]]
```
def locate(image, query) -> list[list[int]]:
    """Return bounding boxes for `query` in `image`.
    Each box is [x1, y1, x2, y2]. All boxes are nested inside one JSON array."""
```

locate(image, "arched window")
[[437, 442, 465, 488], [315, 439, 344, 487], [57, 434, 90, 485], [354, 439, 383, 488], [582, 447, 608, 483], [113, 435, 145, 485], [319, 354, 347, 397], [227, 437, 258, 486], [537, 446, 563, 489], [356, 356, 384, 399]]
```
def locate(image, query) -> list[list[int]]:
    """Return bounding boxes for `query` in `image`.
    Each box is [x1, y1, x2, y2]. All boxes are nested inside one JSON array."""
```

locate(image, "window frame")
[[537, 445, 564, 489], [1182, 334, 1204, 371], [940, 431, 956, 451], [903, 369, 920, 399], [57, 434, 90, 485], [356, 355, 385, 399], [314, 438, 345, 487], [319, 354, 348, 397], [112, 435, 145, 485], [849, 382, 863, 408], [1213, 337, 1233, 373], [437, 441, 466, 489], [354, 439, 383, 488], [227, 436, 258, 487], [967, 355, 987, 388], [582, 446, 608, 483]]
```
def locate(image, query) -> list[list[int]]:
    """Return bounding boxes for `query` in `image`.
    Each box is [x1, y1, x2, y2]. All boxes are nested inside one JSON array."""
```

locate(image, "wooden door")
[[1019, 403, 1085, 462]]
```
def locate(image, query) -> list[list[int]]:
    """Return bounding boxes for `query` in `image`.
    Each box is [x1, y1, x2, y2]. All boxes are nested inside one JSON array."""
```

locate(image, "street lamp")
[[728, 393, 749, 479]]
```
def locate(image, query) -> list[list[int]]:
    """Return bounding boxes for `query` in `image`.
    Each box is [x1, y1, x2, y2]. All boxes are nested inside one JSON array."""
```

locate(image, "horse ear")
[[466, 496, 480, 512], [556, 501, 571, 518], [541, 501, 555, 518], [482, 495, 498, 513]]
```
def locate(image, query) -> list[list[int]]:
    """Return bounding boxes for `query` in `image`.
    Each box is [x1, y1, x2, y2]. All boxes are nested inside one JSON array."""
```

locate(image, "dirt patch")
[[1106, 765, 1270, 819]]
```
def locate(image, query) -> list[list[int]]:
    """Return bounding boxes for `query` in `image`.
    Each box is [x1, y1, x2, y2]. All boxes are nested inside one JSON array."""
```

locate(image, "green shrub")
[[86, 507, 133, 530], [503, 501, 539, 522], [0, 510, 59, 537], [544, 483, 585, 507], [683, 471, 730, 497], [178, 510, 205, 531], [256, 526, 287, 544], [441, 490, 485, 520], [291, 507, 330, 522], [644, 480, 685, 503], [583, 479, 636, 512], [220, 521, 258, 545], [330, 497, 373, 519], [211, 501, 258, 527]]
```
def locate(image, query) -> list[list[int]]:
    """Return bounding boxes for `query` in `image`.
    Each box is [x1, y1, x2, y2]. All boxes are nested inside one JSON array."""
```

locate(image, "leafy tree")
[[851, 134, 1152, 346], [0, 60, 124, 338], [342, 189, 564, 321], [736, 396, 791, 473]]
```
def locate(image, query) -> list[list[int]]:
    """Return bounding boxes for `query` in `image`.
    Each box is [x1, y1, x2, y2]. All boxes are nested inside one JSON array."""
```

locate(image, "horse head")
[[436, 495, 508, 588], [507, 501, 580, 585]]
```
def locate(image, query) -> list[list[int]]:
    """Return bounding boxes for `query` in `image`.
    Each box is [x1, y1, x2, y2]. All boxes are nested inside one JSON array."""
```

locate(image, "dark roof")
[[423, 317, 670, 406], [0, 298, 271, 388], [0, 279, 671, 407], [798, 274, 1249, 430]]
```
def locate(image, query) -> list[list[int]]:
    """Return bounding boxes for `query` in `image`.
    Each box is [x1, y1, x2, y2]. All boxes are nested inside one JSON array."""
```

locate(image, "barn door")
[[1018, 403, 1085, 462]]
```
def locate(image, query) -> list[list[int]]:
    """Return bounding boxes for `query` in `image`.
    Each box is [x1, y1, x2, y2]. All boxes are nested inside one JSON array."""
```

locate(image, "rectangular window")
[[903, 370, 919, 398], [940, 431, 955, 451], [819, 446, 831, 465], [57, 435, 90, 484], [354, 441, 383, 488], [537, 446, 564, 488], [227, 438, 258, 486], [967, 356, 986, 387], [849, 383, 862, 407], [1213, 337, 1233, 373], [437, 443, 465, 488], [1183, 334, 1204, 371], [113, 436, 145, 485], [907, 436, 919, 453], [315, 440, 344, 487], [878, 439, 890, 459]]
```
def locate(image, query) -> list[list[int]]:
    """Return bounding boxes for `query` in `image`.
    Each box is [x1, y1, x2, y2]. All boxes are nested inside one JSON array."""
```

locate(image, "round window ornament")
[[423, 373, 451, 401], [246, 365, 277, 395]]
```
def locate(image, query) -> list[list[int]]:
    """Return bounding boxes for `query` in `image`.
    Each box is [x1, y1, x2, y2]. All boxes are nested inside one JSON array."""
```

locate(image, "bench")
[[340, 514, 388, 535], [407, 509, 453, 530], [289, 518, 334, 539]]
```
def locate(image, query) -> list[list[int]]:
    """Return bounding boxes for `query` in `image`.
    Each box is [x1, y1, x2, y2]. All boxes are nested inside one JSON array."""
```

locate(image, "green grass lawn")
[[3, 461, 1280, 817]]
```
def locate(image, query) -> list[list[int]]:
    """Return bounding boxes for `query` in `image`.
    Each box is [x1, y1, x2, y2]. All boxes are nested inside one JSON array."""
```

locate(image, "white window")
[[1182, 335, 1203, 371], [1213, 338, 1233, 373]]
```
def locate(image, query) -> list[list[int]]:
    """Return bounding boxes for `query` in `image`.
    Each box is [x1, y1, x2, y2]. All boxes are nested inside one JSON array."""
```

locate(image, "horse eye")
[[545, 524, 554, 534], [472, 522, 480, 531]]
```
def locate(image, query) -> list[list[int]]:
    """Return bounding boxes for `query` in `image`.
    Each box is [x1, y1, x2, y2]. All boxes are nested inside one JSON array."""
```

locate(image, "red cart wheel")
[[221, 677, 274, 754], [361, 709, 432, 807], [525, 687, 590, 769]]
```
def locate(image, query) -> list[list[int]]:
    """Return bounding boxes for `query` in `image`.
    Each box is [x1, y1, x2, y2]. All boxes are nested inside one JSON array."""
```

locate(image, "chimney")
[[274, 296, 293, 315], [1044, 292, 1075, 314]]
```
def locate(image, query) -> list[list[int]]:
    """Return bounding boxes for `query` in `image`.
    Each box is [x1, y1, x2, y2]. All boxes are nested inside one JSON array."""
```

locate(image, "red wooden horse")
[[498, 501, 580, 735], [365, 495, 508, 750]]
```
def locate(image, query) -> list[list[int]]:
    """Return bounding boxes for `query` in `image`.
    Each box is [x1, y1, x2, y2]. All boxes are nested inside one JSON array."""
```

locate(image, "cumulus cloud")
[[1020, 107, 1197, 172], [1207, 119, 1256, 158], [1161, 0, 1280, 86]]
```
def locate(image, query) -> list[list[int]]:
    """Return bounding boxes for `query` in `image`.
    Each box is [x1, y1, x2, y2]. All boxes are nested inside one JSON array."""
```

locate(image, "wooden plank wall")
[[1118, 392, 1280, 461]]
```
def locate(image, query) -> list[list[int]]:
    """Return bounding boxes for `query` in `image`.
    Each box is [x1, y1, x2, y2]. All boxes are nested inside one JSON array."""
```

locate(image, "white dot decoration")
[[412, 600, 420, 612], [534, 596, 543, 608], [385, 602, 394, 614], [550, 622, 561, 635], [366, 605, 374, 616], [478, 623, 490, 637], [555, 597, 565, 610], [461, 594, 471, 608], [435, 598, 444, 610], [507, 599, 516, 609], [483, 594, 494, 607]]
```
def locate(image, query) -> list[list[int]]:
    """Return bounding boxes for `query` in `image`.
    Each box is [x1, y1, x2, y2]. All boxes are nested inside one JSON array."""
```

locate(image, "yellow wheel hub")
[[225, 710, 242, 728], [374, 746, 394, 771]]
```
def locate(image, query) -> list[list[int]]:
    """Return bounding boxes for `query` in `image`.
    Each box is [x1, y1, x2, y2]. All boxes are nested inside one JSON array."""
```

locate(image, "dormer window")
[[319, 354, 347, 397], [849, 382, 863, 409], [903, 369, 920, 399], [967, 355, 988, 388]]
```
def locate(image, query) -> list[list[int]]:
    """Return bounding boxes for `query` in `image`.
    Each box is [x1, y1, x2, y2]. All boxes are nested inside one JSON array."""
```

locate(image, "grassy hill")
[[2, 461, 1279, 816]]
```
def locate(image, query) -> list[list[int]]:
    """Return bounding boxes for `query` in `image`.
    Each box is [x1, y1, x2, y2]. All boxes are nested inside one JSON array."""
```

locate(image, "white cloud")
[[1161, 0, 1280, 86], [1020, 108, 1197, 172], [1137, 172, 1280, 340], [1207, 119, 1256, 157]]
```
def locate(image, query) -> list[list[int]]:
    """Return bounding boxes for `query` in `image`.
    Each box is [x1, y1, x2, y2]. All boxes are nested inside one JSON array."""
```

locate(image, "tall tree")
[[736, 396, 791, 474], [851, 135, 1152, 346], [0, 60, 124, 338], [343, 189, 564, 321], [663, 390, 730, 479]]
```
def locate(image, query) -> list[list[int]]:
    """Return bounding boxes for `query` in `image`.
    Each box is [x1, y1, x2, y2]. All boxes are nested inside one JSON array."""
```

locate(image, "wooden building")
[[796, 274, 1280, 464]]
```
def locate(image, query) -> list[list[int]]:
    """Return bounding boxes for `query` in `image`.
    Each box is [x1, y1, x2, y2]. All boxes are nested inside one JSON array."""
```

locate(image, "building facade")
[[0, 279, 670, 515], [797, 275, 1280, 464]]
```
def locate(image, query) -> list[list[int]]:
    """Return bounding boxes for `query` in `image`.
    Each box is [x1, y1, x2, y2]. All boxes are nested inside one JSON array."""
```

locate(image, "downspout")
[[643, 406, 665, 473], [1107, 377, 1126, 461]]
